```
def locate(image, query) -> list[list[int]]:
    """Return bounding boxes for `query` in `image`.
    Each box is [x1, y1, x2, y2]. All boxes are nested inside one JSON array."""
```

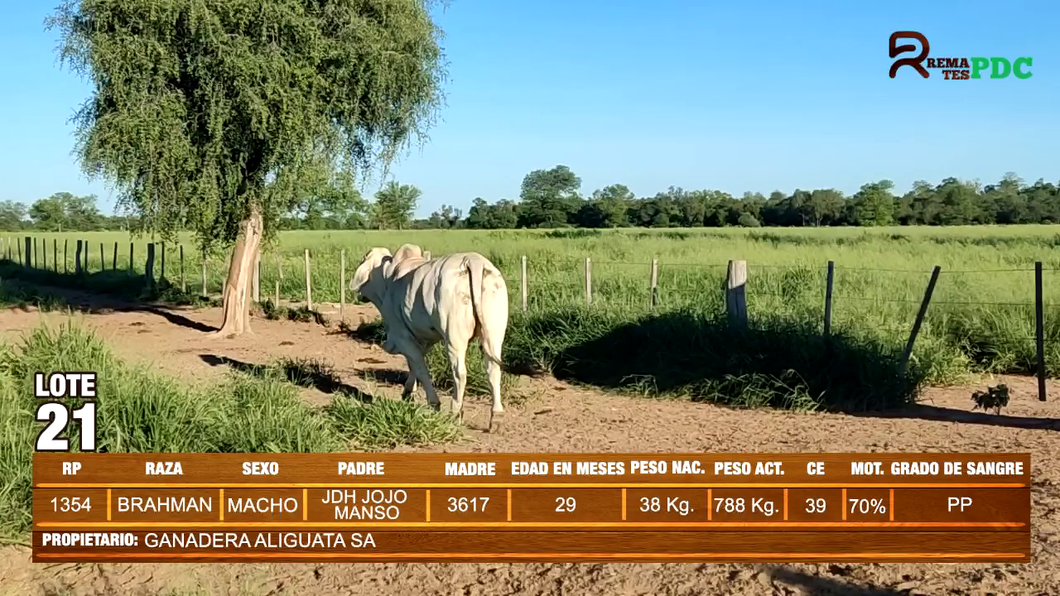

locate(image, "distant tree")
[[0, 201, 27, 231], [805, 189, 845, 226], [851, 181, 896, 226], [372, 181, 422, 229], [464, 198, 491, 229], [988, 173, 1027, 224], [518, 165, 582, 228], [428, 204, 463, 229], [574, 184, 633, 227], [29, 195, 68, 231], [934, 178, 981, 225], [27, 192, 103, 231], [292, 170, 369, 229]]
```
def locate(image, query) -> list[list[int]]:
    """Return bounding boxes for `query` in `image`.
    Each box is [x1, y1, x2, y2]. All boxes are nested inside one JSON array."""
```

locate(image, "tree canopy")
[[48, 0, 447, 248], [48, 0, 448, 334]]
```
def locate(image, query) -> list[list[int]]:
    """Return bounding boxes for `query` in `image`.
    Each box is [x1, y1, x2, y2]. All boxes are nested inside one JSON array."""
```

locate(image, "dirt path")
[[1, 295, 1058, 595]]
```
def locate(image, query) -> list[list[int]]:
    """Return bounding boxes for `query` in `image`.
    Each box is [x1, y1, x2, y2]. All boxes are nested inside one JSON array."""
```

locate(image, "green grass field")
[[4, 225, 1060, 412]]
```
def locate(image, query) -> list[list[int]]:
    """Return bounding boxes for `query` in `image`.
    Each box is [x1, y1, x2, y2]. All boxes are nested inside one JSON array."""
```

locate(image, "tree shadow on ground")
[[0, 259, 217, 332], [766, 566, 909, 595], [359, 368, 409, 386], [847, 403, 1059, 431], [504, 308, 919, 413], [199, 354, 374, 403], [334, 318, 545, 378], [502, 308, 1059, 430], [331, 318, 386, 344]]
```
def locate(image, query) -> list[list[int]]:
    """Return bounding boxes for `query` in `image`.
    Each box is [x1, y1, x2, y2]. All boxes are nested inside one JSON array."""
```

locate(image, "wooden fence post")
[[1035, 262, 1046, 401], [112, 242, 117, 270], [584, 257, 592, 305], [63, 240, 67, 273], [82, 239, 88, 272], [24, 237, 32, 268], [275, 257, 282, 305], [99, 243, 105, 272], [33, 238, 37, 268], [340, 249, 346, 320], [650, 258, 659, 311], [725, 260, 748, 328], [129, 243, 134, 272], [304, 249, 313, 309], [824, 260, 835, 337], [145, 243, 156, 289], [74, 240, 82, 275], [201, 253, 208, 297], [180, 246, 186, 293], [160, 243, 166, 281], [42, 239, 47, 270], [252, 251, 260, 303], [16, 238, 22, 266], [898, 266, 942, 381], [53, 239, 57, 272], [521, 255, 528, 311]]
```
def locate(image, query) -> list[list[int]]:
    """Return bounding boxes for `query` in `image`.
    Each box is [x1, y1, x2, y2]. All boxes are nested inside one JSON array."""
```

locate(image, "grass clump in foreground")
[[0, 323, 460, 540]]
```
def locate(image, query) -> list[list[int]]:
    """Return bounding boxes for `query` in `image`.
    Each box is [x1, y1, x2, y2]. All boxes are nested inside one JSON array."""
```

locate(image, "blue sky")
[[1, 0, 1056, 217]]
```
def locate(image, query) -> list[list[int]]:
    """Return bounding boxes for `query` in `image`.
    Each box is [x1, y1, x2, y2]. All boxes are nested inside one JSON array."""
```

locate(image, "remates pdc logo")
[[889, 31, 1033, 80]]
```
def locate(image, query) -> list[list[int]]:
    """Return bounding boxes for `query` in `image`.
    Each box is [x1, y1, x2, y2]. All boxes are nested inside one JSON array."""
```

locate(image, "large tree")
[[49, 0, 446, 336], [518, 165, 582, 228]]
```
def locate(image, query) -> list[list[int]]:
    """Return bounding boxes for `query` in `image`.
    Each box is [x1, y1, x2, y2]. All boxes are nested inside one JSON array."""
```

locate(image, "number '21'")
[[36, 402, 97, 452]]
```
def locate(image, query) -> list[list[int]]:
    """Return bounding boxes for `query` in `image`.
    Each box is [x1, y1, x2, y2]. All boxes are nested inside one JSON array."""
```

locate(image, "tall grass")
[[0, 323, 460, 540]]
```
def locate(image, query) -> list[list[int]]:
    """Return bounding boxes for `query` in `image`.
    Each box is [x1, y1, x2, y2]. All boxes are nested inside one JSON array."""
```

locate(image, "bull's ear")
[[392, 244, 423, 265]]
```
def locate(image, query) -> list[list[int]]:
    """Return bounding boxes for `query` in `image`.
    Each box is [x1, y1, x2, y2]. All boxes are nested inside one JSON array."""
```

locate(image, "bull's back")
[[424, 252, 507, 321]]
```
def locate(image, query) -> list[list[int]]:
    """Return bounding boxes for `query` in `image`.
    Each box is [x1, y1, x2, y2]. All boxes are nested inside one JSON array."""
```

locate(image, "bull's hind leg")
[[404, 351, 441, 411], [446, 338, 470, 421], [484, 351, 504, 433], [401, 372, 418, 402]]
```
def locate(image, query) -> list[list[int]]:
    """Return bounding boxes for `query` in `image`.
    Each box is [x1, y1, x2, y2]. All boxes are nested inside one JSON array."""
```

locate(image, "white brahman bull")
[[350, 244, 509, 432]]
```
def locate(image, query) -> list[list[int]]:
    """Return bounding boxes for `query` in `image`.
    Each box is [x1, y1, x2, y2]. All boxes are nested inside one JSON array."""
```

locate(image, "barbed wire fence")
[[2, 235, 1055, 401]]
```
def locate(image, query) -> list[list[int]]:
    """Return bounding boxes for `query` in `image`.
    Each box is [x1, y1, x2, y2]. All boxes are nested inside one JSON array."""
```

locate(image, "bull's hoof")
[[429, 402, 441, 412], [401, 392, 413, 402], [487, 410, 504, 433]]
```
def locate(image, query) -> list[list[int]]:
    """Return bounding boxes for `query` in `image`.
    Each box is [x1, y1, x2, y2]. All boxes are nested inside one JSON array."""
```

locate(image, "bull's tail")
[[466, 256, 507, 366]]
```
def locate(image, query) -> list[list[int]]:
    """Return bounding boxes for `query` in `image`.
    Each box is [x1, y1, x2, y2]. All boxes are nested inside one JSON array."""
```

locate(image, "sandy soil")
[[0, 289, 1057, 596]]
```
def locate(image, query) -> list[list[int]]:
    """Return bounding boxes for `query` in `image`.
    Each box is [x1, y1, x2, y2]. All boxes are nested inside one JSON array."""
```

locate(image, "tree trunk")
[[213, 206, 264, 337]]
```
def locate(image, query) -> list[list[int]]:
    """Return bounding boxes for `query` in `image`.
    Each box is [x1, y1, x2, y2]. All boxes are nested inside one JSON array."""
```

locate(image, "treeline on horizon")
[[4, 167, 1060, 233]]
